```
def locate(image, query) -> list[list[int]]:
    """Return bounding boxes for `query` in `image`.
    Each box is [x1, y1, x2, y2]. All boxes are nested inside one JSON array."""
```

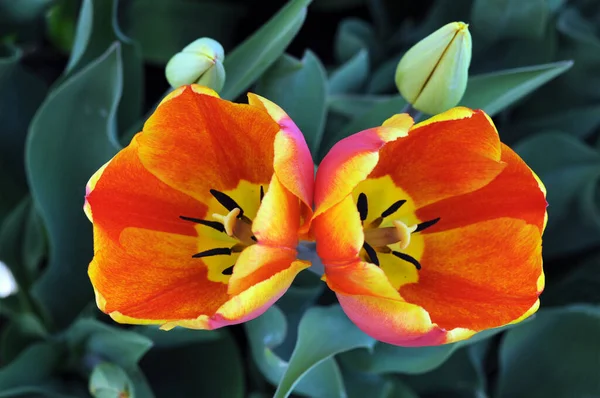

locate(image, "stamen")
[[179, 215, 225, 233], [210, 189, 244, 217], [192, 247, 232, 258], [357, 193, 368, 221], [212, 208, 241, 237], [222, 265, 234, 275], [391, 251, 422, 270], [381, 199, 407, 218], [363, 242, 380, 266], [414, 217, 441, 233], [260, 186, 265, 202]]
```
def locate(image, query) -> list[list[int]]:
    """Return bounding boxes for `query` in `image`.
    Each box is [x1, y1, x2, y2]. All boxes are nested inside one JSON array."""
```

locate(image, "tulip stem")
[[401, 103, 422, 120]]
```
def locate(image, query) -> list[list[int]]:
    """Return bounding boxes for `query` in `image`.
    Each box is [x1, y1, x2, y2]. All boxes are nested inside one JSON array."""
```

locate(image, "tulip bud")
[[395, 22, 472, 115], [165, 37, 226, 92]]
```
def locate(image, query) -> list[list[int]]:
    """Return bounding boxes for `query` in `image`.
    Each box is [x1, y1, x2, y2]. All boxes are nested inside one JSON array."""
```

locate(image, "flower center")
[[179, 187, 263, 276], [356, 192, 440, 270]]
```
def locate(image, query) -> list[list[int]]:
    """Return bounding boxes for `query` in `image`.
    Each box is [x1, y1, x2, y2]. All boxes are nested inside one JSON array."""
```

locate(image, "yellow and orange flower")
[[312, 108, 547, 346], [84, 85, 314, 330]]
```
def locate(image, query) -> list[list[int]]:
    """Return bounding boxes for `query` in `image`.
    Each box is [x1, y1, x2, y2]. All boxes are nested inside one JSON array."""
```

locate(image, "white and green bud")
[[165, 37, 226, 92], [395, 22, 472, 115]]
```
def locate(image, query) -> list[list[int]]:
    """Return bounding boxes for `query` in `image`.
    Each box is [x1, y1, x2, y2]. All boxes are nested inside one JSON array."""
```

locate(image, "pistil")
[[212, 208, 256, 246], [364, 220, 417, 250]]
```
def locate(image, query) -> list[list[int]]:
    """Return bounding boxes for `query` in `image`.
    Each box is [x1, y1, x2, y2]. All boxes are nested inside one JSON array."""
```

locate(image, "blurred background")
[[1, 0, 599, 397]]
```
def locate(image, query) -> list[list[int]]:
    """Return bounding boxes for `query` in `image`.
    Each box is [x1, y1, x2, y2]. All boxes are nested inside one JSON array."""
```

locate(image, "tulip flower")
[[84, 85, 314, 330], [312, 108, 546, 346], [395, 22, 472, 115], [165, 38, 226, 92]]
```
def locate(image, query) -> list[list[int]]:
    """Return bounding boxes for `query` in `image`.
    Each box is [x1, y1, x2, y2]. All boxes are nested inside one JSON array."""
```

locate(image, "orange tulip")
[[312, 108, 546, 346], [84, 85, 314, 330]]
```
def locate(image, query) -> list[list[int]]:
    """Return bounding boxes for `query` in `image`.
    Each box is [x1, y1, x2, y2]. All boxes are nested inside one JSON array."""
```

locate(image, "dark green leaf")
[[339, 322, 523, 375], [26, 44, 121, 328], [66, 0, 143, 134], [254, 51, 327, 154], [0, 342, 63, 390], [140, 328, 243, 398], [221, 0, 311, 100], [0, 312, 47, 364], [401, 348, 485, 397], [329, 49, 369, 95], [460, 61, 573, 116], [89, 363, 134, 398], [334, 18, 377, 64], [65, 319, 153, 369], [120, 0, 247, 64], [366, 54, 402, 94], [246, 306, 348, 398], [471, 0, 549, 41], [274, 305, 375, 398], [0, 46, 47, 225], [496, 306, 600, 398]]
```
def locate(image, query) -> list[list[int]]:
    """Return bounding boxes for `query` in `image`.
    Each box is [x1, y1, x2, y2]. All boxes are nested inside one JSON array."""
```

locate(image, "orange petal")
[[247, 93, 315, 235], [252, 171, 300, 249], [370, 108, 505, 208], [85, 136, 203, 243], [416, 143, 547, 234], [314, 114, 414, 218], [313, 195, 364, 264], [400, 217, 543, 332], [89, 226, 229, 324], [324, 261, 447, 346], [136, 85, 280, 204]]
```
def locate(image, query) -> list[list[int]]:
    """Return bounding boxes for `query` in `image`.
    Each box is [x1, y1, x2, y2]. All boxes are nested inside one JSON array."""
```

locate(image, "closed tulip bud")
[[395, 22, 472, 115], [165, 37, 226, 92]]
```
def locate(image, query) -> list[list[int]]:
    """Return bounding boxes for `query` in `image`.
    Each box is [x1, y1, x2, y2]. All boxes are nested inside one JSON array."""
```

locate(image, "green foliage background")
[[0, 0, 599, 397]]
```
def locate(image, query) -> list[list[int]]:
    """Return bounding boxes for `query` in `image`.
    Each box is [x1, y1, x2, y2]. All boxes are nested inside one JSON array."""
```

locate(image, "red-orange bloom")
[[312, 108, 546, 346], [84, 85, 314, 330]]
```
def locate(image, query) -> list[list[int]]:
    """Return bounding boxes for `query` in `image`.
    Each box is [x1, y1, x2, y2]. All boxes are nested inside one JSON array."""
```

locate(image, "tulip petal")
[[416, 143, 547, 234], [324, 261, 447, 346], [370, 108, 505, 208], [313, 195, 364, 264], [314, 114, 414, 218], [137, 85, 280, 204], [247, 93, 315, 233], [399, 217, 543, 332]]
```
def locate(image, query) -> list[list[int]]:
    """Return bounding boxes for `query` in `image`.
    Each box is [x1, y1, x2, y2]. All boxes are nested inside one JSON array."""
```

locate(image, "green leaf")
[[140, 329, 243, 398], [26, 43, 121, 328], [471, 0, 549, 41], [496, 306, 600, 397], [542, 251, 600, 306], [0, 342, 62, 390], [400, 347, 485, 396], [0, 312, 47, 364], [508, 104, 600, 143], [515, 133, 600, 257], [334, 18, 377, 64], [0, 46, 47, 225], [65, 319, 153, 369], [366, 54, 402, 94], [120, 0, 247, 64], [460, 61, 573, 116], [318, 95, 407, 161], [274, 305, 375, 398], [66, 0, 143, 134], [220, 0, 311, 100], [246, 306, 349, 398], [329, 49, 370, 95], [0, 0, 54, 36], [339, 322, 524, 375], [254, 51, 327, 154], [89, 363, 134, 398]]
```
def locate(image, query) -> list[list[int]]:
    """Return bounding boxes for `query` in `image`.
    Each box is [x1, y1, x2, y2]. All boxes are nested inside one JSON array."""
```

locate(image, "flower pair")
[[85, 85, 546, 346]]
